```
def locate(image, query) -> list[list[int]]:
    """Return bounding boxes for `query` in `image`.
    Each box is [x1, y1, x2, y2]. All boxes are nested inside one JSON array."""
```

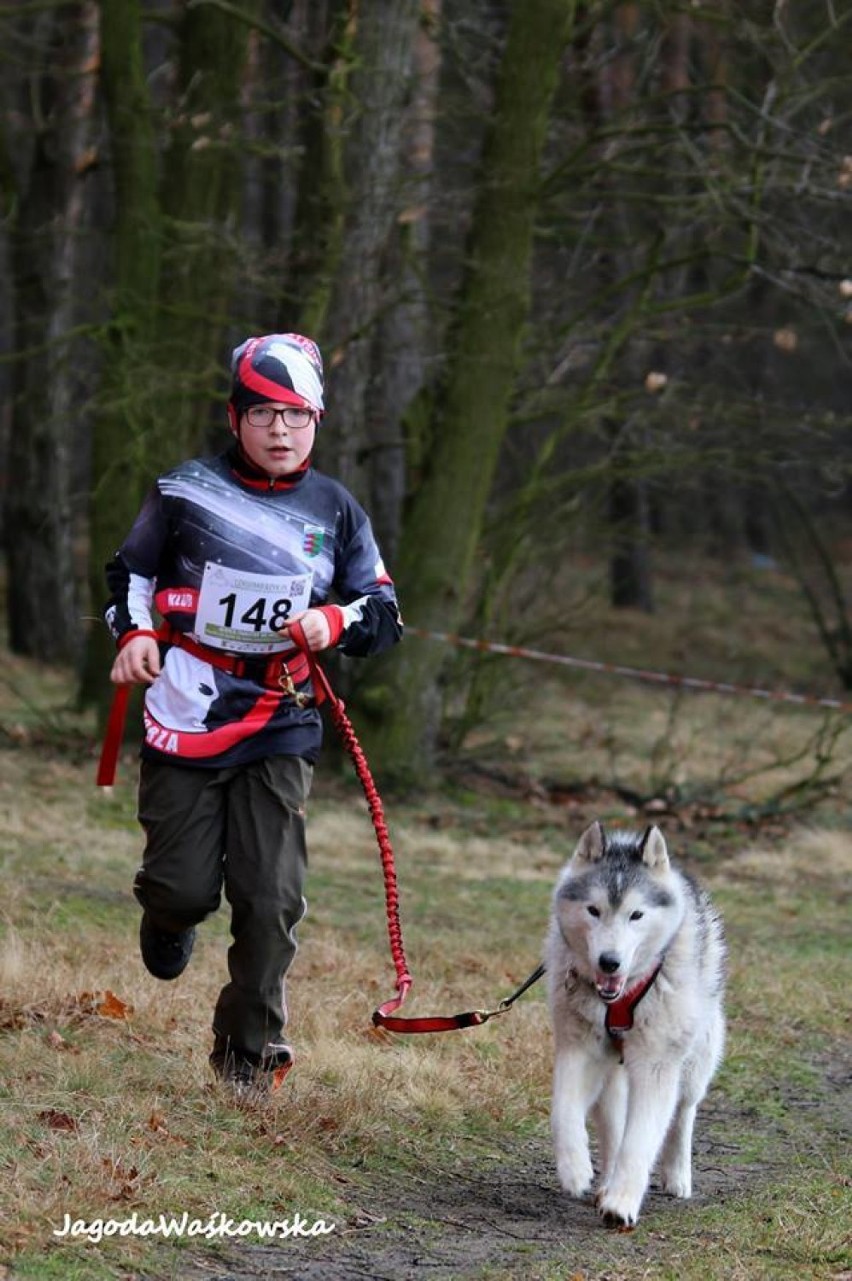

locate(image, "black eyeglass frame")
[[243, 405, 316, 430]]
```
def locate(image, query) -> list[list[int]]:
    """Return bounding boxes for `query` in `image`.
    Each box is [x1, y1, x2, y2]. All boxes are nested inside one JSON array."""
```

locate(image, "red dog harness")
[[604, 962, 664, 1062]]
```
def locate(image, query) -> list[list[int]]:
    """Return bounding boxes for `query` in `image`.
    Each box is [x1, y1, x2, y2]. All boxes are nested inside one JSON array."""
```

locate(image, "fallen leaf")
[[38, 1109, 77, 1132], [0, 1002, 28, 1030], [96, 990, 134, 1020], [75, 989, 134, 1020], [147, 1111, 169, 1135], [364, 1025, 395, 1044], [103, 1157, 141, 1201], [270, 1064, 292, 1092]]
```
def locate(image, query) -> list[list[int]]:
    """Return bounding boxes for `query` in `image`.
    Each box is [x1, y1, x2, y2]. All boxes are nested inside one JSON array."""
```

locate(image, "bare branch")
[[184, 0, 326, 73]]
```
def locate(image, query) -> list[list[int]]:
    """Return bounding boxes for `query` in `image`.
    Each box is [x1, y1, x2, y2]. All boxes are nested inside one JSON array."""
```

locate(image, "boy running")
[[104, 333, 402, 1095]]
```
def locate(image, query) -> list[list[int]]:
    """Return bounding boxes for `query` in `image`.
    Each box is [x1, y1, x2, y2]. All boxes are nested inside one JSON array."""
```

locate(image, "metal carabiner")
[[278, 666, 311, 708]]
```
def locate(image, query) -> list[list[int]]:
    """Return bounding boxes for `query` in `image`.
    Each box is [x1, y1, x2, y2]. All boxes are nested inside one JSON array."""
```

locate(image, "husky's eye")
[[587, 906, 600, 918], [629, 910, 644, 921]]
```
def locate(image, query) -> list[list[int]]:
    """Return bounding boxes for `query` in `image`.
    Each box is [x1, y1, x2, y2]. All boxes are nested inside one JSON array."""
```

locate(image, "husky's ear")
[[640, 825, 669, 871], [573, 821, 605, 864]]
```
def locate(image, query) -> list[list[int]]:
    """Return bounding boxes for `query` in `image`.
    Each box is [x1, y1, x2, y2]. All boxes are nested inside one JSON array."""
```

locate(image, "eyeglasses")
[[244, 405, 316, 430]]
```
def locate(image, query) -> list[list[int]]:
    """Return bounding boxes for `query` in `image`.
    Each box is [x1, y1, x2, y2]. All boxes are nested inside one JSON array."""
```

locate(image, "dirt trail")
[[176, 1074, 849, 1281]]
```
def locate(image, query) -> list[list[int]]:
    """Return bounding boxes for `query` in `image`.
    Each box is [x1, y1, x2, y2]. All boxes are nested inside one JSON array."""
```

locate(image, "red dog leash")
[[285, 620, 414, 1026], [372, 963, 546, 1034], [286, 623, 547, 1034]]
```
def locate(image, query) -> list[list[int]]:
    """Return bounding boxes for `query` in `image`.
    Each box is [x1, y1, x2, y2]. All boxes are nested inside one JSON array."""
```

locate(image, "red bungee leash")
[[286, 621, 414, 1025], [286, 622, 546, 1034]]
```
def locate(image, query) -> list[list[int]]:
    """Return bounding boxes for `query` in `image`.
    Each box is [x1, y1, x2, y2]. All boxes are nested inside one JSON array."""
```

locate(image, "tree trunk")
[[367, 0, 442, 564], [318, 0, 420, 497], [601, 4, 654, 613], [371, 0, 576, 785], [610, 467, 653, 610], [288, 0, 356, 339], [6, 2, 99, 664], [157, 0, 260, 452], [80, 0, 164, 708], [81, 0, 258, 712]]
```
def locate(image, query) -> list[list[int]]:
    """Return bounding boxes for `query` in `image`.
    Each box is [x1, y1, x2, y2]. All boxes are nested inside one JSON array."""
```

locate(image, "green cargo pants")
[[134, 754, 313, 1057]]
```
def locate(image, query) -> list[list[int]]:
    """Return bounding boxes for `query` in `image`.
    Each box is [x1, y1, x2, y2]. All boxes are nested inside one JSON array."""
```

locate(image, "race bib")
[[194, 561, 313, 654]]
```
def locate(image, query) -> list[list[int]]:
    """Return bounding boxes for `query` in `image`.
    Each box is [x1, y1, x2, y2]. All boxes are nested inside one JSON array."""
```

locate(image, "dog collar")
[[604, 961, 664, 1061]]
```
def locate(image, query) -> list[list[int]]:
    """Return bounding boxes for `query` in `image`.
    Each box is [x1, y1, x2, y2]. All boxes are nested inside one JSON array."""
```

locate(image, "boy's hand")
[[110, 635, 161, 685], [285, 608, 332, 652]]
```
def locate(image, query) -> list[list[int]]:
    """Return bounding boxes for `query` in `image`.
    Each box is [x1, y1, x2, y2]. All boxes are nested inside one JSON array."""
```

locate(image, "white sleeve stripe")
[[128, 573, 155, 630], [340, 597, 369, 630]]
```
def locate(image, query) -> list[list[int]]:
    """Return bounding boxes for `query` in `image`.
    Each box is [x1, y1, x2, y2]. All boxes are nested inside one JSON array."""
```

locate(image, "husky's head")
[[553, 821, 684, 1002]]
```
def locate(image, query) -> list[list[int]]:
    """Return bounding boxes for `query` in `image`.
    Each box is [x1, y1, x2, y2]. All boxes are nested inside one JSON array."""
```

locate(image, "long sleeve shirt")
[[104, 448, 402, 767]]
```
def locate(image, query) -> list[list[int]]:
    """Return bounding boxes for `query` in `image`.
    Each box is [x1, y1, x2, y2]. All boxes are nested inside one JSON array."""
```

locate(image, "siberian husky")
[[545, 821, 725, 1228]]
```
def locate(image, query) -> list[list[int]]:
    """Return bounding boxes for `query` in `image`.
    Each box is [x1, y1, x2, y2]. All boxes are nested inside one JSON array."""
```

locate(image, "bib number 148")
[[218, 593, 292, 633], [195, 561, 312, 652]]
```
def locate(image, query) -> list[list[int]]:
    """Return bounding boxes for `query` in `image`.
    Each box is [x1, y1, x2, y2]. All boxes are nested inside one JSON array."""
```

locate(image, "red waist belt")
[[158, 624, 312, 688], [96, 625, 315, 786]]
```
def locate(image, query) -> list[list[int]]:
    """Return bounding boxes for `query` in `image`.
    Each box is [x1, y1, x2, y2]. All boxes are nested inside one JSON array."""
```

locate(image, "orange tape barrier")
[[409, 628, 852, 717]]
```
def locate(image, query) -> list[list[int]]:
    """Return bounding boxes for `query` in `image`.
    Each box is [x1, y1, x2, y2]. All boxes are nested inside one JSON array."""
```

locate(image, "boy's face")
[[235, 402, 317, 477]]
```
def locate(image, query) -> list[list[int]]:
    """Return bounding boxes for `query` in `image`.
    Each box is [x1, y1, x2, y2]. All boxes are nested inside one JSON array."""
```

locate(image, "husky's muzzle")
[[596, 953, 626, 1001]]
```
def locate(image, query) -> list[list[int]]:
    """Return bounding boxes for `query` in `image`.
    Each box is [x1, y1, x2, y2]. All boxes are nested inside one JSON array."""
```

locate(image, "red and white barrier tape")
[[409, 628, 852, 717]]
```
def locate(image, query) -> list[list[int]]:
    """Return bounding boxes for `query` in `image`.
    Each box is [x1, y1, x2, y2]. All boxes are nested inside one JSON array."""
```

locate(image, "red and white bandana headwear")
[[229, 333, 325, 417]]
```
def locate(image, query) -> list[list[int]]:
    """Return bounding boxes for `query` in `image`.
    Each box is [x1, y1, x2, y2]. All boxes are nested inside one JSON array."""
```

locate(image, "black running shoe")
[[210, 1036, 294, 1100], [139, 914, 196, 980]]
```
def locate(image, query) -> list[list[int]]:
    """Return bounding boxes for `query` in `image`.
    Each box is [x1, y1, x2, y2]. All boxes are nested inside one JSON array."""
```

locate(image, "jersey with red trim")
[[104, 449, 402, 767]]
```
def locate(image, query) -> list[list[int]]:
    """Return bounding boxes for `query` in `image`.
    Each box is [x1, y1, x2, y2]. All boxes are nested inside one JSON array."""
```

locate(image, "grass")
[[0, 555, 851, 1279]]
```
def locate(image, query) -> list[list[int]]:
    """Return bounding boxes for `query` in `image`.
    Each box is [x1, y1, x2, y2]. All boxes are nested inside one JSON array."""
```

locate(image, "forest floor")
[[0, 555, 850, 1280], [176, 1086, 849, 1281]]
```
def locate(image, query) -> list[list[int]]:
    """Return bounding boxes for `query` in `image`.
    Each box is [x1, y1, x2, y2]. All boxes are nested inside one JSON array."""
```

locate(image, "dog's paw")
[[556, 1151, 594, 1198], [597, 1183, 643, 1229], [659, 1166, 692, 1199]]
